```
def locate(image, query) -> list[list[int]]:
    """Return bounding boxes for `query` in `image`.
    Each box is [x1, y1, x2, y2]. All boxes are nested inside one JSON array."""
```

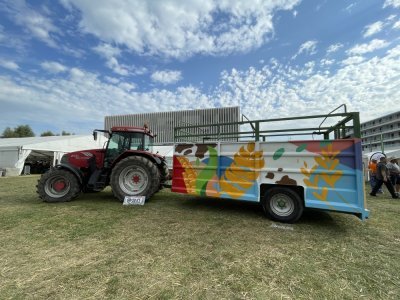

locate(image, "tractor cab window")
[[144, 134, 153, 152], [129, 133, 153, 151], [104, 133, 126, 165], [130, 136, 144, 150]]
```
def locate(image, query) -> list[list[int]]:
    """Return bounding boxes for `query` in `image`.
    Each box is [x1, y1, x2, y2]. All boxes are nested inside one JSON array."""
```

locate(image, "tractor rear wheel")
[[159, 161, 170, 190], [37, 169, 81, 202], [110, 156, 160, 202]]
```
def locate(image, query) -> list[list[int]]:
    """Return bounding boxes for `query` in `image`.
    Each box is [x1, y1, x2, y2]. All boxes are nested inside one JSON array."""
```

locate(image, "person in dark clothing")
[[370, 156, 399, 199]]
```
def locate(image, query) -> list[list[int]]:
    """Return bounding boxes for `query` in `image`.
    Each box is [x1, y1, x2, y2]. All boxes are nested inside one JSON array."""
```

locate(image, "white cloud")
[[293, 10, 298, 17], [106, 57, 129, 76], [393, 20, 400, 29], [41, 61, 68, 73], [104, 76, 120, 84], [320, 58, 334, 66], [93, 43, 121, 58], [214, 45, 400, 124], [345, 3, 356, 12], [0, 70, 212, 133], [292, 40, 318, 59], [0, 60, 19, 71], [326, 43, 343, 54], [363, 21, 384, 38], [61, 0, 301, 58], [93, 43, 129, 76], [118, 82, 136, 91], [2, 0, 59, 47], [151, 70, 182, 85], [70, 67, 85, 78], [383, 0, 400, 8], [386, 15, 396, 21], [347, 39, 390, 55], [341, 56, 365, 66], [1, 44, 400, 134]]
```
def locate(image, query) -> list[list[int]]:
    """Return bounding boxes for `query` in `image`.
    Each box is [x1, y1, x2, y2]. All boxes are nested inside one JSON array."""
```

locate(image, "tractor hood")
[[61, 148, 166, 170], [61, 149, 105, 169]]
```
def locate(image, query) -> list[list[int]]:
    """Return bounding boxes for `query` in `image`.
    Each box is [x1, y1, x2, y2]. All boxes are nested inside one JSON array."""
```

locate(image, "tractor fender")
[[53, 164, 84, 186]]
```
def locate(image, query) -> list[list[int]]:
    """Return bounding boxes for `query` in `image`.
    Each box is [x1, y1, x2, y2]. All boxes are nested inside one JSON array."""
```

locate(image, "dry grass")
[[0, 175, 399, 299]]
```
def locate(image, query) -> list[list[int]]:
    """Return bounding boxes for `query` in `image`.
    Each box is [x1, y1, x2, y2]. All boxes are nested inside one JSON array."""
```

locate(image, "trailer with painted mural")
[[172, 106, 369, 223], [36, 104, 369, 223]]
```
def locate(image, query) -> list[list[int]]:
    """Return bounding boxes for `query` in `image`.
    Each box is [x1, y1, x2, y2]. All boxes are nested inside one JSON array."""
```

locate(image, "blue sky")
[[0, 0, 399, 135]]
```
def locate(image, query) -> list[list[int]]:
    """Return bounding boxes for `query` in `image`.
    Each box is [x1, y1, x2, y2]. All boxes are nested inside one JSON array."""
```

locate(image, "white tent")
[[0, 135, 108, 176], [363, 149, 400, 160], [362, 148, 400, 180]]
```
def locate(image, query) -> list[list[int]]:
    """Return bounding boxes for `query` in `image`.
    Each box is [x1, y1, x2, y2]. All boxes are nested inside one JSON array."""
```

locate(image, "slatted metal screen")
[[104, 107, 240, 145]]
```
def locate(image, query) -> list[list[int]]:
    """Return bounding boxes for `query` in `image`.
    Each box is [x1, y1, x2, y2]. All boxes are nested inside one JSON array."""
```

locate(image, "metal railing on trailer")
[[174, 104, 361, 143]]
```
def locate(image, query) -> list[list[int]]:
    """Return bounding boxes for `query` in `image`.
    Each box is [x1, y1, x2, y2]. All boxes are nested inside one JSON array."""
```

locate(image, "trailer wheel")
[[262, 187, 303, 223], [110, 156, 160, 202], [37, 169, 81, 202]]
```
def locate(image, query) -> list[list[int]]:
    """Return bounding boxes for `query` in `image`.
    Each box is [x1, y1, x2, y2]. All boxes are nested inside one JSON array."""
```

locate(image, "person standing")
[[370, 156, 399, 199], [368, 158, 383, 193], [387, 157, 400, 196]]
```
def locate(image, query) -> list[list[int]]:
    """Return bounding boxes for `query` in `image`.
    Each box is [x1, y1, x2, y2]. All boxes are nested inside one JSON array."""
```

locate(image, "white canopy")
[[363, 148, 400, 160], [0, 135, 108, 175]]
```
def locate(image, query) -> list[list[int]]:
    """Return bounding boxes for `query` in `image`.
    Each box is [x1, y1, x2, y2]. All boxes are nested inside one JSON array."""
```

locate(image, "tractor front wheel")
[[110, 156, 160, 202], [37, 169, 81, 202]]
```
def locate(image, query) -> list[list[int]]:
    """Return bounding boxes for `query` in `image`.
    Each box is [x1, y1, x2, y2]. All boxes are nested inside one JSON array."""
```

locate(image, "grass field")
[[0, 175, 399, 299]]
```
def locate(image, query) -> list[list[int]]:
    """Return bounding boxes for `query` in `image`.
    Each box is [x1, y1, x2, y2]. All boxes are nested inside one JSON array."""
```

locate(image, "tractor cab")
[[94, 125, 155, 167]]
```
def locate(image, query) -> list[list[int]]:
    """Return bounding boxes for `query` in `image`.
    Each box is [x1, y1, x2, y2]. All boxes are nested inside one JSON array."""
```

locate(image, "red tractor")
[[37, 125, 169, 202]]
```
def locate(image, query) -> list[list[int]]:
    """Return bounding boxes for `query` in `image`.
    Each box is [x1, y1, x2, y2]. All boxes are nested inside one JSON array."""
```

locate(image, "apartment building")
[[360, 111, 400, 153]]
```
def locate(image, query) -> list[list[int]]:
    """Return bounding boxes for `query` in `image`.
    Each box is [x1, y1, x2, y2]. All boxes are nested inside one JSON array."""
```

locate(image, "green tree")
[[14, 125, 35, 137], [2, 127, 17, 138], [41, 131, 55, 137], [2, 125, 35, 138], [61, 131, 72, 136]]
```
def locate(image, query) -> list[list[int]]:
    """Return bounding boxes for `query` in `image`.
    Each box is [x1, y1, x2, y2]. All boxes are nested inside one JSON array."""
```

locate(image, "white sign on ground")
[[123, 196, 146, 206]]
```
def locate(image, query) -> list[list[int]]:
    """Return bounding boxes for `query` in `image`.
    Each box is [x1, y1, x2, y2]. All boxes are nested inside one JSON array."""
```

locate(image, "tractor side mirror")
[[93, 131, 98, 141]]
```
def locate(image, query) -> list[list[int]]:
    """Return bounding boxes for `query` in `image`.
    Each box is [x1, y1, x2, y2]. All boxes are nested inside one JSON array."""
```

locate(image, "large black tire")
[[160, 162, 170, 182], [158, 161, 170, 190], [110, 156, 160, 202], [37, 169, 81, 203], [262, 187, 304, 223]]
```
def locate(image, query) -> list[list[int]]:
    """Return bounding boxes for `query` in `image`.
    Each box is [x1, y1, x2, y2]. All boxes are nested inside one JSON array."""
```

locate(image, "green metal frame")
[[174, 106, 361, 142]]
